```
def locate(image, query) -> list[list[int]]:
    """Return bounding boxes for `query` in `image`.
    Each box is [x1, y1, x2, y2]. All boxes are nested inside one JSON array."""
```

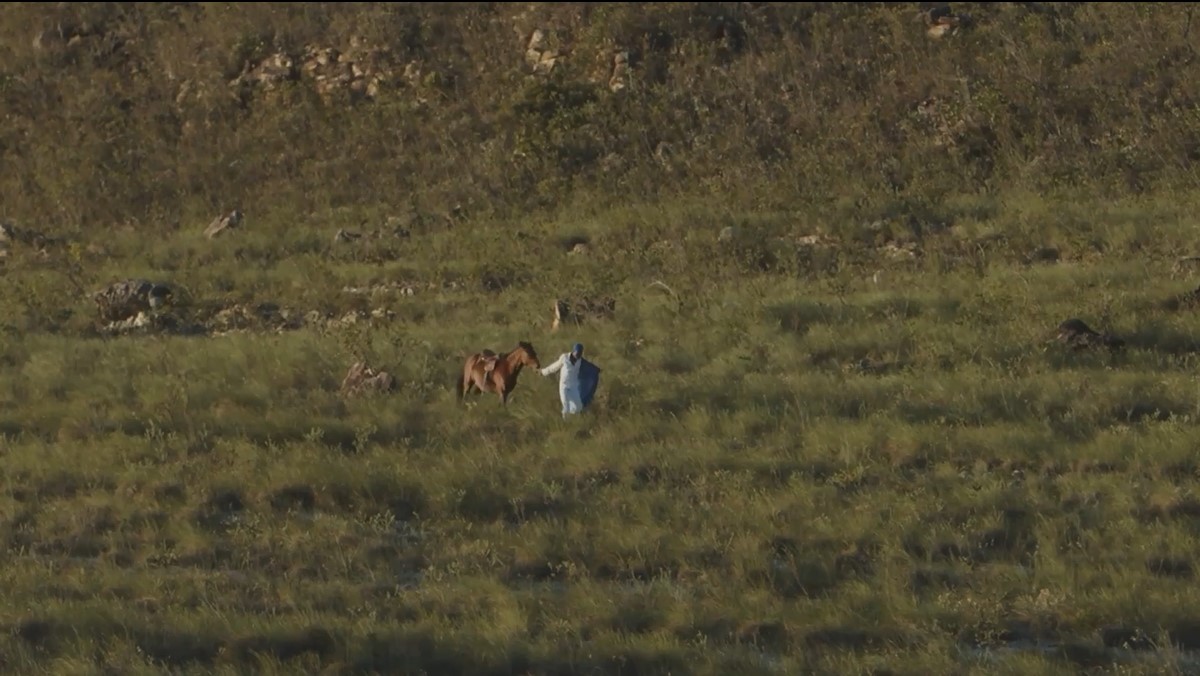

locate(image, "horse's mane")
[[471, 342, 536, 363]]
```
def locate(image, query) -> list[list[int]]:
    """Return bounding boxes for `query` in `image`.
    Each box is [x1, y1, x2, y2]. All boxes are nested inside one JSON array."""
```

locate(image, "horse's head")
[[516, 341, 541, 369]]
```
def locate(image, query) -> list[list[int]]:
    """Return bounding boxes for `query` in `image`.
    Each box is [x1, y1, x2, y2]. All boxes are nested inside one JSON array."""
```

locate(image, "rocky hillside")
[[1, 2, 1197, 233]]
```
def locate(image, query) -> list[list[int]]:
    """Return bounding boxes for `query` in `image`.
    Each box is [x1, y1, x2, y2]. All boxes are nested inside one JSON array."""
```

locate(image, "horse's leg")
[[460, 371, 474, 401], [463, 358, 485, 400]]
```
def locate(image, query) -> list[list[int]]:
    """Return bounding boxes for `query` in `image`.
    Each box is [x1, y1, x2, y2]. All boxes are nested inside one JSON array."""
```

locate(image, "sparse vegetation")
[[3, 2, 1200, 674]]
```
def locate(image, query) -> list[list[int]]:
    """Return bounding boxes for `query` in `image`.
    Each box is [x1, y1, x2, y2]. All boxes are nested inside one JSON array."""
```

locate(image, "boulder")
[[552, 296, 616, 331], [93, 279, 173, 322], [341, 361, 397, 396], [204, 209, 243, 239]]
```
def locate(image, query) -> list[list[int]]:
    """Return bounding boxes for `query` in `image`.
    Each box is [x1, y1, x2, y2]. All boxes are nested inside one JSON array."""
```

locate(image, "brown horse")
[[457, 341, 541, 406]]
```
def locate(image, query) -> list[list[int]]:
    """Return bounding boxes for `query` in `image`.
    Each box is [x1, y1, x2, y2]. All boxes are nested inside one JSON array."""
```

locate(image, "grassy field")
[[6, 2, 1200, 674], [5, 191, 1200, 675]]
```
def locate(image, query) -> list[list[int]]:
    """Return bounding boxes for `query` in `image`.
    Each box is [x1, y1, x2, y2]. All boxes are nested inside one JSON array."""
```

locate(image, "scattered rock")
[[718, 226, 738, 243], [793, 234, 839, 249], [609, 50, 631, 93], [308, 309, 395, 331], [232, 39, 399, 104], [204, 209, 243, 239], [101, 311, 152, 334], [301, 40, 396, 103], [882, 241, 920, 261], [201, 303, 397, 336], [922, 4, 972, 39], [363, 308, 396, 323], [402, 61, 423, 86], [207, 304, 259, 333], [93, 279, 173, 322], [437, 280, 462, 292], [206, 302, 303, 335], [558, 234, 590, 253], [569, 242, 589, 255], [552, 296, 616, 331], [93, 292, 405, 338], [1055, 318, 1125, 352], [231, 53, 297, 91], [341, 281, 419, 296], [525, 29, 561, 75], [341, 361, 396, 397], [1172, 255, 1200, 277], [105, 312, 206, 338]]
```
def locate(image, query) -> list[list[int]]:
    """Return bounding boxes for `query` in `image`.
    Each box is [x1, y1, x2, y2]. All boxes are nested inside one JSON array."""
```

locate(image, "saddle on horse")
[[480, 350, 499, 381]]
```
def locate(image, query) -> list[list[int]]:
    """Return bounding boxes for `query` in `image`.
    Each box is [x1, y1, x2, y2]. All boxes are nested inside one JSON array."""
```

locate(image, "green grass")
[[5, 191, 1200, 674], [6, 3, 1200, 673]]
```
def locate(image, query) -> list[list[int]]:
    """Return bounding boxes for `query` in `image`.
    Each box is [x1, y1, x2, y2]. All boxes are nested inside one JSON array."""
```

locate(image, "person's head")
[[572, 343, 584, 357]]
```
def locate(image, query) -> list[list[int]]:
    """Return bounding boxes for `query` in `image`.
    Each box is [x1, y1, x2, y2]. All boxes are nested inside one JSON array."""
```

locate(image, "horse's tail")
[[455, 365, 465, 402]]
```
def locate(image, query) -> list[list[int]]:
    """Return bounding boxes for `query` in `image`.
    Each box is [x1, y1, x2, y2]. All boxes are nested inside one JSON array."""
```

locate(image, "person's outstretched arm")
[[540, 354, 564, 377]]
